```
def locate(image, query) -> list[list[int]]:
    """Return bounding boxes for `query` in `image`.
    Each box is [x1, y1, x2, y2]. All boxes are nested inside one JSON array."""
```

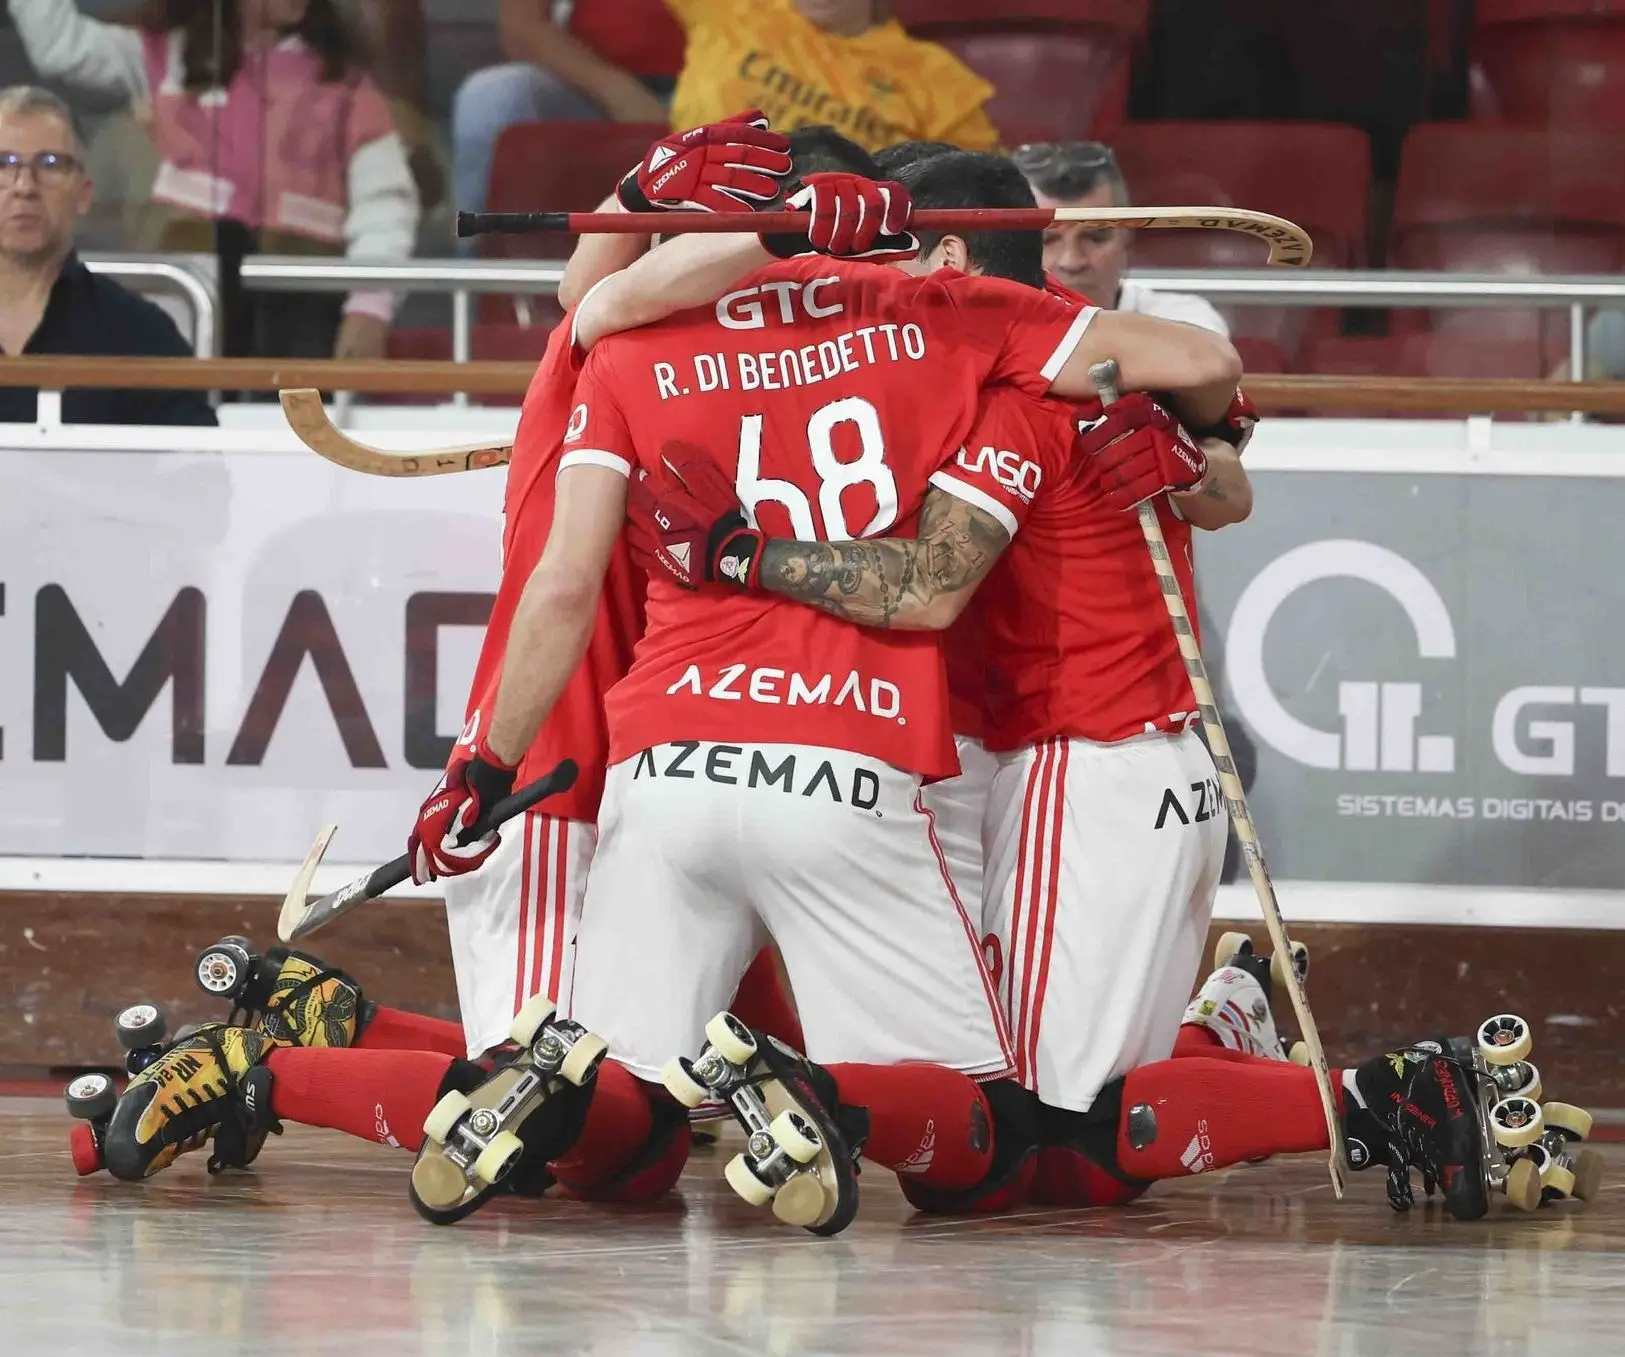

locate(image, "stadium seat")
[[386, 324, 560, 404], [1389, 125, 1625, 360], [938, 31, 1137, 140], [1470, 21, 1625, 129], [1232, 336, 1290, 374], [1298, 333, 1549, 379], [1472, 0, 1625, 28], [892, 0, 1149, 36]]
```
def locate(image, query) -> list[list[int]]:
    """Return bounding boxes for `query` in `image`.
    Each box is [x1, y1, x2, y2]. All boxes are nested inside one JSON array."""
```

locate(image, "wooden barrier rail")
[[4, 355, 1625, 415]]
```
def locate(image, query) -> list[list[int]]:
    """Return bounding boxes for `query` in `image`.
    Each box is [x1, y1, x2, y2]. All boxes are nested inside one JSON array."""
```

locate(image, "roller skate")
[[1184, 930, 1310, 1062], [410, 994, 607, 1225], [662, 1013, 864, 1237], [192, 935, 373, 1047]]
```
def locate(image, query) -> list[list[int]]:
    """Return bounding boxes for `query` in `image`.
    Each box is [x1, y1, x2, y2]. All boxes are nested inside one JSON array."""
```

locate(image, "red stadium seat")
[[1232, 336, 1290, 374], [1473, 0, 1625, 28], [892, 0, 1148, 37], [1299, 333, 1548, 379], [938, 31, 1137, 140], [1470, 22, 1625, 129]]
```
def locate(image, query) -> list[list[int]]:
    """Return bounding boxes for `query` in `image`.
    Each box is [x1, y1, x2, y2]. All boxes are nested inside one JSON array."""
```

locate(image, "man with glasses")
[[1013, 141, 1229, 339], [0, 86, 213, 426]]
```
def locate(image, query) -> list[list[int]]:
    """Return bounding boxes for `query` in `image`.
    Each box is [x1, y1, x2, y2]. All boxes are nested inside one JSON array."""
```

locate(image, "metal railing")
[[82, 255, 216, 359]]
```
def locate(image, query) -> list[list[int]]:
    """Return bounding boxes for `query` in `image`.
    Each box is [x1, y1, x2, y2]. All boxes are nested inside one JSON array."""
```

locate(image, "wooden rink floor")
[[3, 1098, 1621, 1357]]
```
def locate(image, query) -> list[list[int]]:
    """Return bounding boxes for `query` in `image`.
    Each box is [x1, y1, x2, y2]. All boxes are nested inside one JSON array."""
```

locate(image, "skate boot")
[[193, 936, 373, 1047], [1184, 931, 1310, 1061], [662, 1013, 865, 1237], [410, 994, 607, 1225], [99, 1024, 281, 1181]]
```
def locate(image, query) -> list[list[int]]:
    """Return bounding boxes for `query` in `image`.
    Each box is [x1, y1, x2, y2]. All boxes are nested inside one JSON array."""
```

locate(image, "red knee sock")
[[825, 1063, 993, 1191], [356, 1005, 467, 1057], [264, 1047, 455, 1152], [731, 948, 804, 1051], [1116, 1057, 1345, 1180], [1030, 1146, 1147, 1208], [549, 1059, 688, 1200], [1172, 1023, 1287, 1066]]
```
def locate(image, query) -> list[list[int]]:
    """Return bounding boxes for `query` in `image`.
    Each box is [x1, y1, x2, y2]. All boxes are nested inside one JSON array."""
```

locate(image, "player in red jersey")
[[407, 136, 1243, 1232]]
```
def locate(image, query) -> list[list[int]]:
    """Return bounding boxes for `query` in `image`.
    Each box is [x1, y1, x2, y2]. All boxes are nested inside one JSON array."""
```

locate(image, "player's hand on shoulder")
[[626, 447, 766, 590], [1188, 388, 1259, 455], [761, 173, 919, 263], [1075, 392, 1209, 512], [407, 733, 518, 884], [616, 108, 794, 215]]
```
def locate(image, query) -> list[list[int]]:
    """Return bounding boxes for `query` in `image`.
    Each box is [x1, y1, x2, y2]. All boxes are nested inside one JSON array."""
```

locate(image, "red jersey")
[[945, 385, 1200, 751], [456, 314, 647, 822], [559, 256, 1094, 779]]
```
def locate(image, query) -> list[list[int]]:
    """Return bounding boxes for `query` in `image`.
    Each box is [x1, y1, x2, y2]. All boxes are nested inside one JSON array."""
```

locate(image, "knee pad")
[[898, 1078, 1041, 1215], [1035, 1076, 1153, 1195], [553, 1095, 691, 1203], [1029, 1146, 1147, 1208], [252, 949, 375, 1049]]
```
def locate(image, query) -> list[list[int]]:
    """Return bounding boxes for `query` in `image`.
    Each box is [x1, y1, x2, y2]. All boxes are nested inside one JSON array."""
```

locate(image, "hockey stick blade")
[[280, 388, 514, 476], [277, 759, 579, 943], [275, 823, 339, 944], [458, 205, 1312, 267]]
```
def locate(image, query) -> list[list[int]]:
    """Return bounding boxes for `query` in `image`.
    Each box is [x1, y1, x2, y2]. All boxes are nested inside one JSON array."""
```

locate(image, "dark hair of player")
[[872, 140, 958, 177], [785, 125, 882, 178], [893, 150, 1045, 290]]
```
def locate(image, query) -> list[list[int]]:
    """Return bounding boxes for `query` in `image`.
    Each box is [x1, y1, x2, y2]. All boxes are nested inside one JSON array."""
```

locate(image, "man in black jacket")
[[0, 85, 213, 426]]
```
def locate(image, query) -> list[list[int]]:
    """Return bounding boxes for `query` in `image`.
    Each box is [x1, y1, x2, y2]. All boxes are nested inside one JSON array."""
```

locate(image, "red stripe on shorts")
[[1014, 738, 1061, 1085], [1006, 739, 1049, 1074], [514, 810, 534, 1014], [529, 816, 553, 1000], [1023, 738, 1070, 1086], [546, 819, 569, 1002]]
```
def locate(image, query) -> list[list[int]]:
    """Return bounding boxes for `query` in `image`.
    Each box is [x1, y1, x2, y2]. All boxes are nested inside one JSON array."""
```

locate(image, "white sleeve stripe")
[[1039, 304, 1102, 384], [928, 471, 1020, 537], [569, 275, 616, 353], [558, 449, 631, 477]]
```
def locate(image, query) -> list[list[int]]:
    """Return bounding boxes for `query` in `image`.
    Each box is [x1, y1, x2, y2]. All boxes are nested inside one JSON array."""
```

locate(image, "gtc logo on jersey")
[[956, 444, 1042, 502], [564, 403, 588, 444]]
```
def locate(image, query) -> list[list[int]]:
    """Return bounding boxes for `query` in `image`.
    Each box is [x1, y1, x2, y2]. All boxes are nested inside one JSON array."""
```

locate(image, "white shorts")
[[569, 742, 1012, 1081], [984, 728, 1227, 1112], [442, 810, 596, 1058], [918, 733, 998, 931]]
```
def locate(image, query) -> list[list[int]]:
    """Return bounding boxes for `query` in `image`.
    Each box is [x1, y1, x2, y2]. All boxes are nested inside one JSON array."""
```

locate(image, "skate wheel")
[[1571, 1148, 1604, 1202], [1542, 1163, 1577, 1201], [1478, 1014, 1533, 1066], [1541, 1101, 1593, 1143], [661, 1057, 712, 1110], [705, 1012, 758, 1067], [558, 1032, 608, 1087], [68, 1121, 104, 1176], [508, 994, 557, 1048], [195, 940, 253, 999], [472, 1130, 524, 1186], [1490, 1096, 1544, 1149], [64, 1072, 116, 1122], [411, 1152, 471, 1211], [422, 1089, 472, 1147], [1496, 1061, 1541, 1104], [113, 1004, 166, 1051], [1505, 1155, 1543, 1212], [1213, 931, 1252, 971], [770, 1109, 822, 1165], [724, 1152, 776, 1207], [771, 1173, 828, 1228], [1288, 1041, 1310, 1066], [1289, 940, 1310, 983]]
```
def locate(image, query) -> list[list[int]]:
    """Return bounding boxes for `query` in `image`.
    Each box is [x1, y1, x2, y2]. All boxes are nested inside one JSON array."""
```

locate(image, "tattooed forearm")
[[758, 488, 1011, 629]]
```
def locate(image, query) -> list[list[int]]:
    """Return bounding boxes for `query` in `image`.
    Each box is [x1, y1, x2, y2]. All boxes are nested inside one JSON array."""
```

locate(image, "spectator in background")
[[453, 0, 683, 218], [1014, 140, 1229, 335], [8, 0, 419, 361], [667, 0, 998, 154], [0, 85, 213, 424]]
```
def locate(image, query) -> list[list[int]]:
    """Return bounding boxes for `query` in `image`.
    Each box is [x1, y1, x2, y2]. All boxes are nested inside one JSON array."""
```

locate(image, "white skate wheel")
[[114, 1004, 166, 1051], [1288, 1041, 1310, 1066], [1213, 931, 1251, 970], [411, 1153, 469, 1211], [559, 1032, 608, 1086], [724, 1152, 775, 1206], [705, 1012, 758, 1067], [661, 1057, 712, 1109], [472, 1130, 524, 1186], [1505, 1155, 1543, 1212], [508, 994, 557, 1048], [1543, 1163, 1577, 1200], [1521, 1143, 1553, 1177], [771, 1173, 829, 1228], [1541, 1101, 1593, 1143], [195, 941, 252, 997], [1572, 1148, 1605, 1202], [65, 1073, 116, 1121], [1478, 1014, 1532, 1066], [1490, 1096, 1544, 1149], [422, 1089, 471, 1146], [1499, 1061, 1541, 1104], [770, 1109, 822, 1165]]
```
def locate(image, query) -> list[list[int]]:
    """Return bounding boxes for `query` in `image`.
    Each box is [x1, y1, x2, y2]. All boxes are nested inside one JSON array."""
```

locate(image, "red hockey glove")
[[1075, 392, 1208, 512], [616, 109, 793, 214], [761, 173, 918, 262], [407, 731, 518, 884], [627, 449, 765, 590], [1188, 388, 1259, 454]]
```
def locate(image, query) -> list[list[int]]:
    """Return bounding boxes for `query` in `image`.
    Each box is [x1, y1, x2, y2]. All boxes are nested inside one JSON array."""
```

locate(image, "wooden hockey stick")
[[280, 388, 513, 476], [457, 206, 1313, 267], [1089, 359, 1349, 1199], [276, 759, 578, 943]]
